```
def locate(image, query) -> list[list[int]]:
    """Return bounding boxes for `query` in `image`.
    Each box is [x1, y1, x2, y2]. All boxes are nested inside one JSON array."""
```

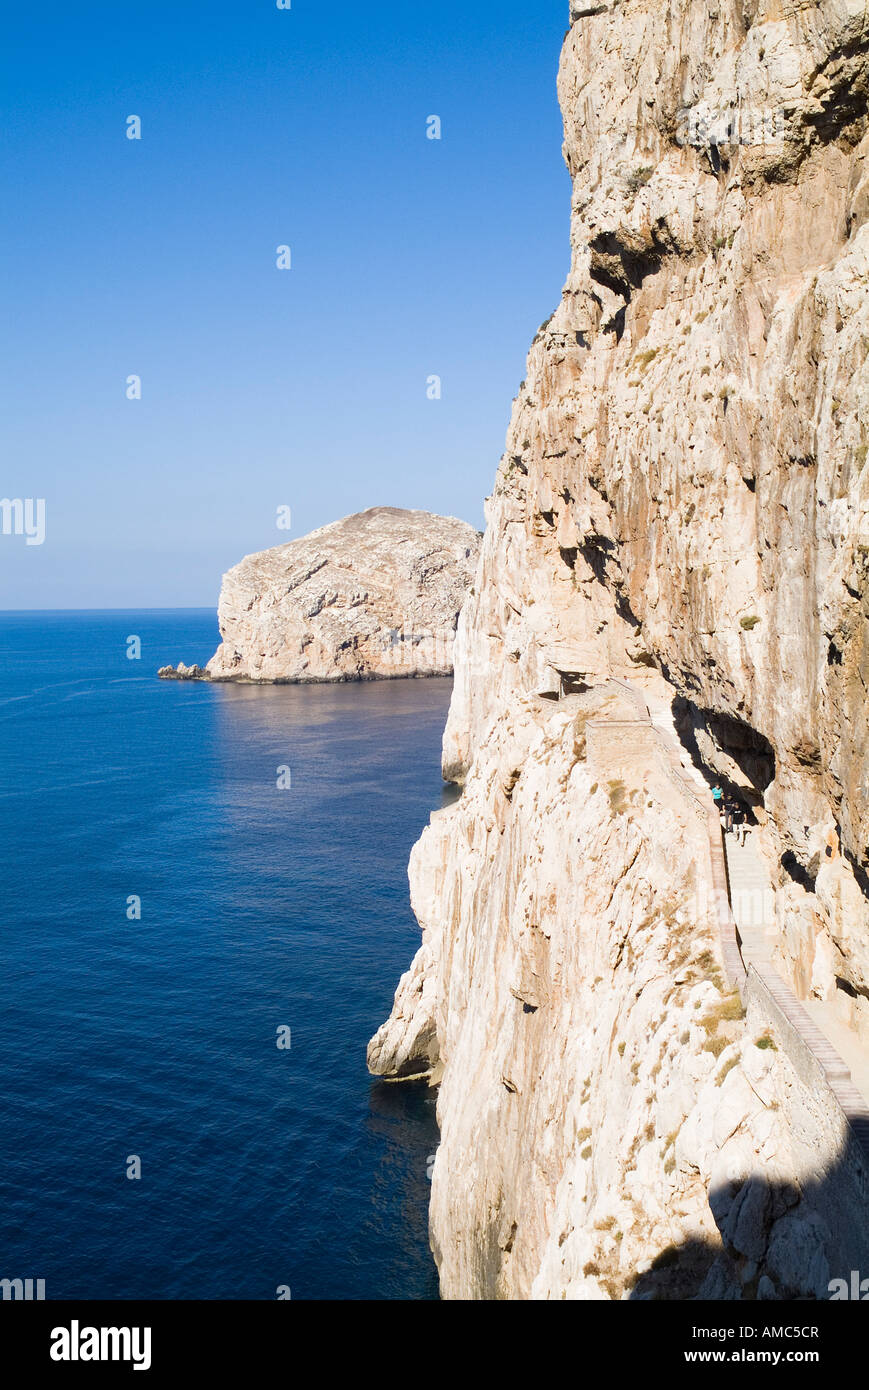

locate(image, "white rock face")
[[371, 2, 869, 1299], [205, 508, 480, 682], [373, 683, 866, 1298]]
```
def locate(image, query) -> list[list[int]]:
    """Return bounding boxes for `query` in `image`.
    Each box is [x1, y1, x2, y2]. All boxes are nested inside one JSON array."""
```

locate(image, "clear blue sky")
[[0, 0, 570, 608]]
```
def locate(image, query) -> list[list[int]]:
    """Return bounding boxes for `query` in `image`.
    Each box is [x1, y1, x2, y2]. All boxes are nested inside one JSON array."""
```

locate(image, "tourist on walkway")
[[734, 809, 750, 846], [712, 785, 730, 833]]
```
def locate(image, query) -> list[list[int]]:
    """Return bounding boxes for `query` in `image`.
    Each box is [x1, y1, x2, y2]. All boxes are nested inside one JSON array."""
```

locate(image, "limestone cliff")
[[370, 1, 869, 1299], [162, 508, 480, 683]]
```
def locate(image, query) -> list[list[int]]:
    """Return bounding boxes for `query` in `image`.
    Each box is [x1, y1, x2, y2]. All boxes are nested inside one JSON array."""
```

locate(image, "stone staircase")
[[723, 832, 777, 966], [722, 825, 869, 1117], [607, 673, 869, 1134]]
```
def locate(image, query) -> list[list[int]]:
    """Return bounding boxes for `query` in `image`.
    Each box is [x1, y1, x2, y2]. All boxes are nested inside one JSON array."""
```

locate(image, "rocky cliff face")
[[199, 508, 480, 683], [370, 1, 869, 1298]]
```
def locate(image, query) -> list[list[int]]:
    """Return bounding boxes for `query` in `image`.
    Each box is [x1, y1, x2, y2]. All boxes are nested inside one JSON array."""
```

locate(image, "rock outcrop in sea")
[[159, 507, 481, 683], [370, 1, 869, 1299]]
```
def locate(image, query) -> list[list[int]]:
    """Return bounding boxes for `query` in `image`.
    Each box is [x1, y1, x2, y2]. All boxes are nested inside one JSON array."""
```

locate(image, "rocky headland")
[[159, 507, 481, 684]]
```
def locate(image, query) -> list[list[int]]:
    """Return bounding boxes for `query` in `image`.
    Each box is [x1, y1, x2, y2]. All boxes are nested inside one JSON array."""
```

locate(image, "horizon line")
[[0, 606, 218, 614]]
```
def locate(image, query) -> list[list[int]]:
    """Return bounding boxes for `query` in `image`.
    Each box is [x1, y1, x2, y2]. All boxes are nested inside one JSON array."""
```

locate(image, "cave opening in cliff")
[[672, 697, 776, 809]]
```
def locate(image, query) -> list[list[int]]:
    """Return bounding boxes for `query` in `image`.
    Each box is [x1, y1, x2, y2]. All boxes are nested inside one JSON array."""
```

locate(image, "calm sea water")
[[0, 610, 446, 1300]]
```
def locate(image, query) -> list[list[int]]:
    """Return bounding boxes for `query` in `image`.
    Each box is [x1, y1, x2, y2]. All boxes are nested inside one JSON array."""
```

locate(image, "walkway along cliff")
[[369, 0, 869, 1299]]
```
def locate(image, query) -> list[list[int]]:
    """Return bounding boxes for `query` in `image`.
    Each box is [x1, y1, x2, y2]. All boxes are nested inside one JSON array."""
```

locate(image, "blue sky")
[[0, 0, 570, 608]]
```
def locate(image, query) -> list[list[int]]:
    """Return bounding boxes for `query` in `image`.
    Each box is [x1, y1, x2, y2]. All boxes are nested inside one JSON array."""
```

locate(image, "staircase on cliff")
[[601, 672, 869, 1116]]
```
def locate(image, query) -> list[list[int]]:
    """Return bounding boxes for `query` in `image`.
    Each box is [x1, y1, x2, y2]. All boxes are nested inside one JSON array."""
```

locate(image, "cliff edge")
[[371, 0, 869, 1299]]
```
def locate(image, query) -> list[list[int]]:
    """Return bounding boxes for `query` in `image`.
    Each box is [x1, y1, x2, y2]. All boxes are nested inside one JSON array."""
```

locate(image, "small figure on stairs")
[[712, 785, 734, 832], [733, 805, 750, 846]]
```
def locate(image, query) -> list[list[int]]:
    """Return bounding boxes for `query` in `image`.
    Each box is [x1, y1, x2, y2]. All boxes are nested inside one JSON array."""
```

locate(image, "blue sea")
[[0, 610, 447, 1300]]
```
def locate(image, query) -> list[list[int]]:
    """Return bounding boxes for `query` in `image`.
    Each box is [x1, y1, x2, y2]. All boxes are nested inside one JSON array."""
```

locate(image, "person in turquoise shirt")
[[712, 785, 734, 831]]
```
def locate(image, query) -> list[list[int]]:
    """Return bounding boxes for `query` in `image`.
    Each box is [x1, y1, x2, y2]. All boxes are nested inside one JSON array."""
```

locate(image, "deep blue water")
[[0, 610, 446, 1300]]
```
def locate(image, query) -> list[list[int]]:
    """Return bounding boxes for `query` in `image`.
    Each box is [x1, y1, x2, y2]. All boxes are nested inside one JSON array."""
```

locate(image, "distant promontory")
[[159, 507, 481, 684]]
